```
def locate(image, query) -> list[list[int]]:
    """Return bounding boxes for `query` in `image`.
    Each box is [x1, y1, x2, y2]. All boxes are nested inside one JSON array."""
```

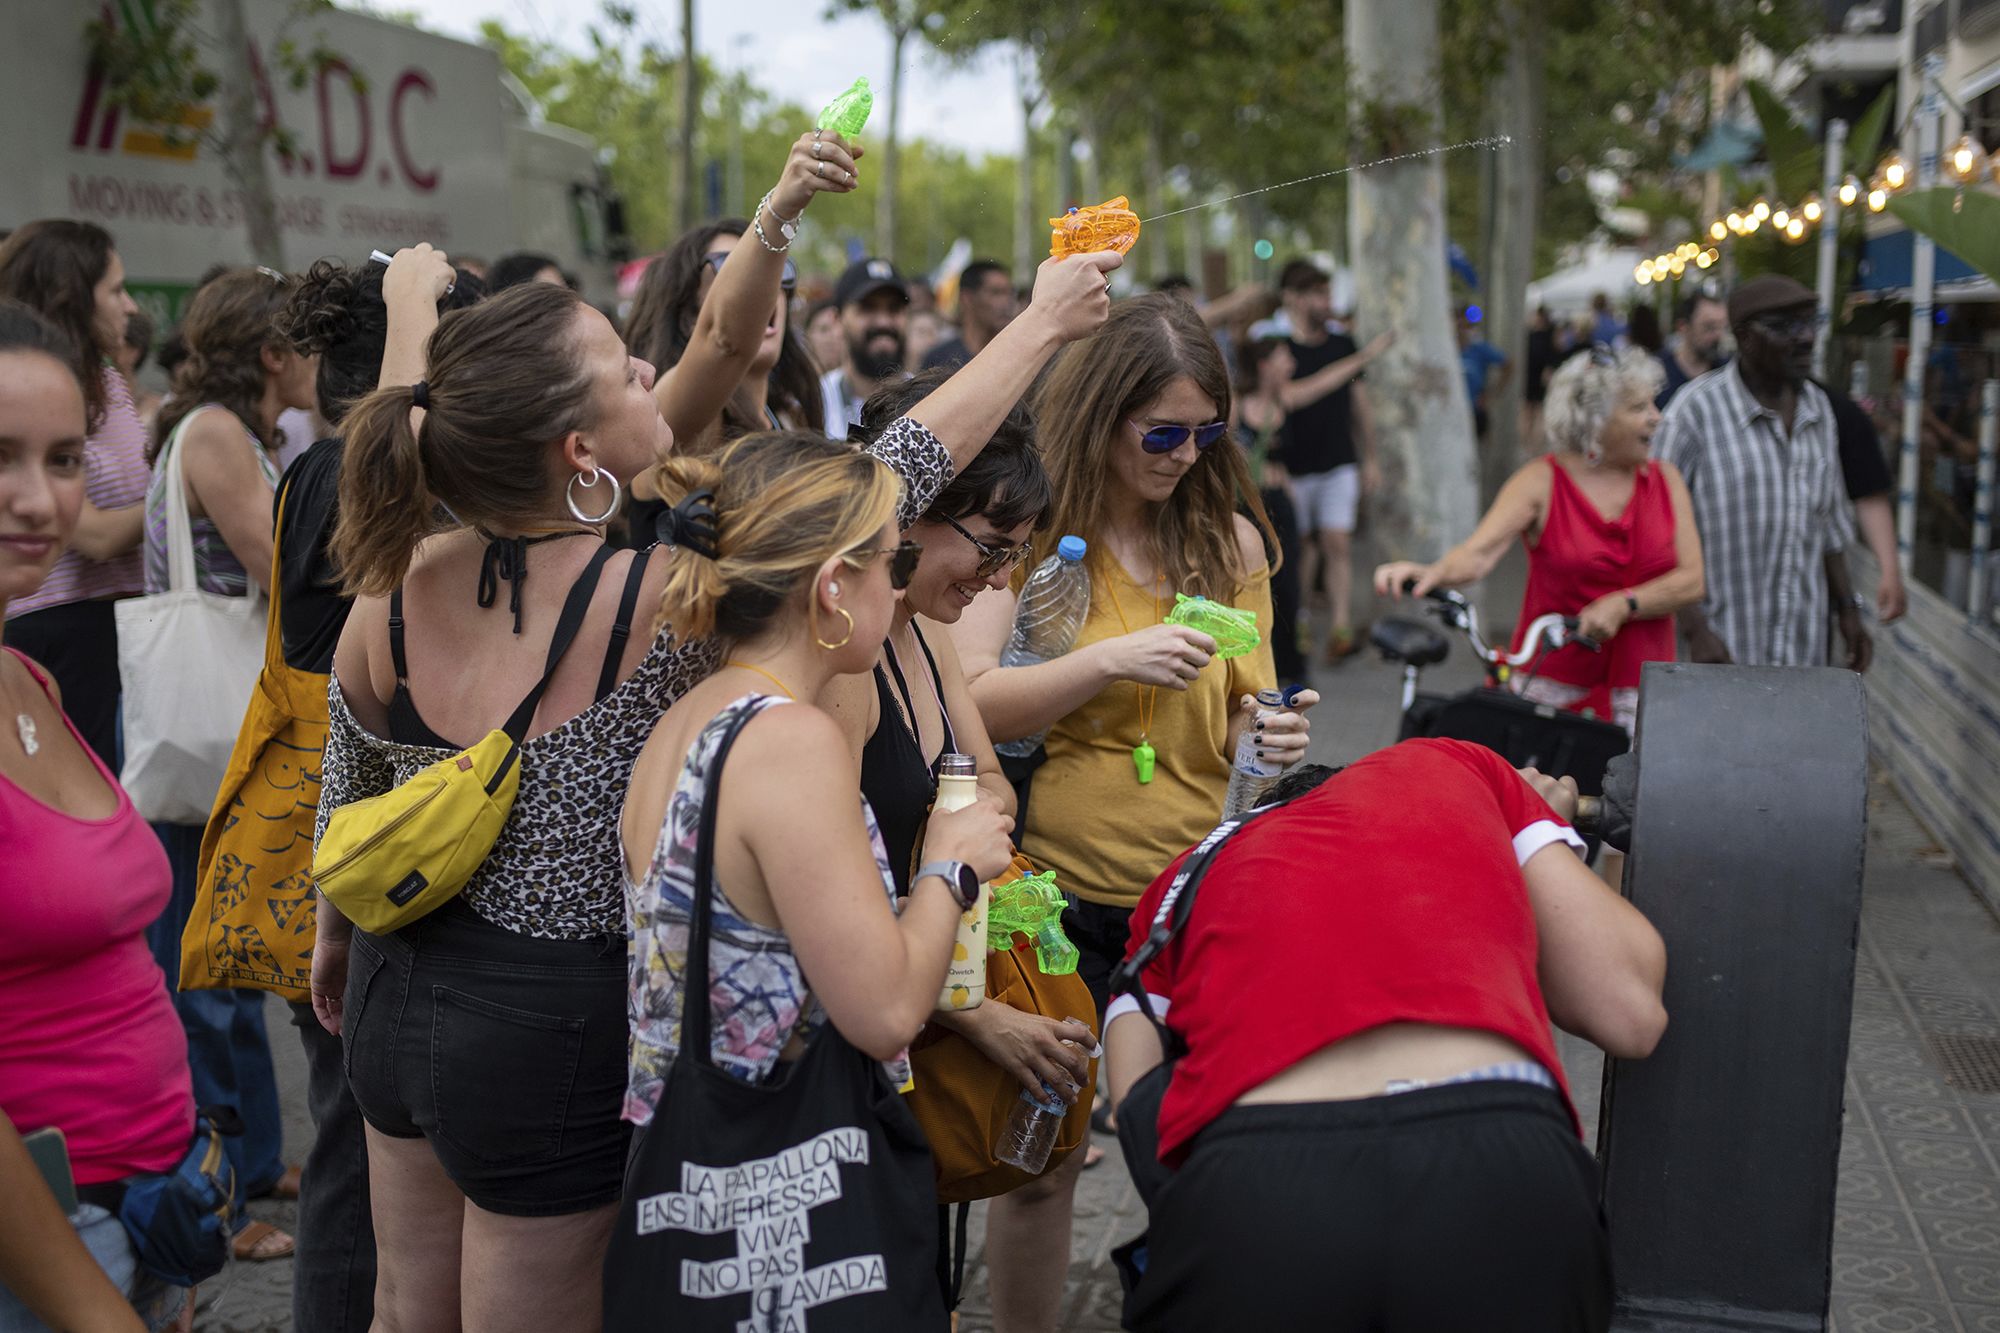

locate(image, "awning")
[[1854, 225, 1988, 298]]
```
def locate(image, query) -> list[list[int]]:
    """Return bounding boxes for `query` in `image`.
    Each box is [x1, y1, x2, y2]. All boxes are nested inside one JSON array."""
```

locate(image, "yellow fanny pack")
[[314, 545, 613, 934]]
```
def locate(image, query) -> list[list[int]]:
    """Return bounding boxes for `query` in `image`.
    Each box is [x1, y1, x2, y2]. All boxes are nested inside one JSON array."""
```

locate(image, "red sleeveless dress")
[[1510, 456, 1678, 718]]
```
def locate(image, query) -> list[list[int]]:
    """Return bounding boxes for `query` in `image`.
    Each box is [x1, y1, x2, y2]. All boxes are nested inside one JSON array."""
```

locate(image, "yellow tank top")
[[1020, 560, 1275, 908]]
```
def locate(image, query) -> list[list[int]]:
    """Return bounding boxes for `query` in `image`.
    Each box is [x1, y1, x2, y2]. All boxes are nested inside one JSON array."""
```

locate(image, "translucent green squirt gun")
[[987, 870, 1080, 975], [1163, 594, 1261, 659]]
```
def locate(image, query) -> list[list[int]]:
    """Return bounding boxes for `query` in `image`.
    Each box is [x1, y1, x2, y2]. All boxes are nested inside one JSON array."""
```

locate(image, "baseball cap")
[[1727, 274, 1816, 326], [834, 258, 910, 309]]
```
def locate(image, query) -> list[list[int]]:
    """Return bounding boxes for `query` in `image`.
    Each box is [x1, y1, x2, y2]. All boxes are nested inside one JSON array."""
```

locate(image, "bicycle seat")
[[1370, 617, 1450, 667]]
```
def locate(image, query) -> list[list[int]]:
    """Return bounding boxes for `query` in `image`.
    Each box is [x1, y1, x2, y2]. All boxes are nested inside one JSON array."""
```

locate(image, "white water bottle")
[[1222, 688, 1288, 817], [994, 537, 1091, 758], [933, 754, 989, 1011]]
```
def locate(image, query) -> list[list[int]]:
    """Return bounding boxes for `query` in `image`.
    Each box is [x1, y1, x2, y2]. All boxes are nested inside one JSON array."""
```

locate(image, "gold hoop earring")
[[814, 605, 855, 651]]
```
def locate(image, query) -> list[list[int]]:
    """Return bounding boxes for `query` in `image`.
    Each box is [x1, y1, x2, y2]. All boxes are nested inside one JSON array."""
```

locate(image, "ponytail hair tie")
[[410, 380, 431, 410], [656, 487, 721, 559]]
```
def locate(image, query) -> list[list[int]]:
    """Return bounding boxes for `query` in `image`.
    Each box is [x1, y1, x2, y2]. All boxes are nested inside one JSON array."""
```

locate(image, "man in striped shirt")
[[1652, 276, 1871, 671]]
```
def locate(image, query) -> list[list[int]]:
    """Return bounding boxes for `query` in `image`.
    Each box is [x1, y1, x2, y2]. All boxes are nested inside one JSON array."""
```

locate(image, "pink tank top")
[[0, 647, 192, 1184]]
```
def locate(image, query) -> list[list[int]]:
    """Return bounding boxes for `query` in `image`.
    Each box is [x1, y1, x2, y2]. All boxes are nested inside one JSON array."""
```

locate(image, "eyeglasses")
[[703, 251, 797, 293], [1130, 419, 1229, 454], [844, 539, 922, 590], [1748, 312, 1816, 339], [939, 514, 1033, 578]]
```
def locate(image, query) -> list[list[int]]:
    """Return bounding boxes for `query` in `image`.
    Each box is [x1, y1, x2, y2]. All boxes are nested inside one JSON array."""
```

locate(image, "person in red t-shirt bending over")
[[1104, 738, 1667, 1333]]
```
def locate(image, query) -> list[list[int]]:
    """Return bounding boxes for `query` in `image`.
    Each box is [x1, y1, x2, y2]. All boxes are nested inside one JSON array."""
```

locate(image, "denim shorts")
[[342, 900, 630, 1217], [0, 1203, 187, 1332]]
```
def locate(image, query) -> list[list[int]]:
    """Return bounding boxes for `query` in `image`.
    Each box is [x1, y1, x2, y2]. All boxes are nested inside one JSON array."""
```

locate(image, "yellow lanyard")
[[1107, 569, 1165, 784]]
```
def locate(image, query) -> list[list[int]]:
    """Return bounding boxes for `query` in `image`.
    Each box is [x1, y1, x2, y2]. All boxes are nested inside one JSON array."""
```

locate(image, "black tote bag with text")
[[603, 706, 945, 1333]]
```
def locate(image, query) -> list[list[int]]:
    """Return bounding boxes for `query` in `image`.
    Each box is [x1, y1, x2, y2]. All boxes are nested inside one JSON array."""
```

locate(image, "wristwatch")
[[1624, 592, 1640, 615], [915, 860, 980, 912]]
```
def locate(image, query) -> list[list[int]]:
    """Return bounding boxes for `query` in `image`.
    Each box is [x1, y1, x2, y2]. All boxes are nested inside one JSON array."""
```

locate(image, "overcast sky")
[[401, 0, 1022, 158]]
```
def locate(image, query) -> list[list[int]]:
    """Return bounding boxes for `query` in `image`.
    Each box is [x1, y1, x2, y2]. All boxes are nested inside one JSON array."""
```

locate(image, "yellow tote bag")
[[178, 484, 326, 1003]]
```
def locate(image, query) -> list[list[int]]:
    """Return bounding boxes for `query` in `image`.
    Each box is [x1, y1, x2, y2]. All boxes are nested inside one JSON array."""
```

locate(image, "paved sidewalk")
[[191, 597, 2000, 1332]]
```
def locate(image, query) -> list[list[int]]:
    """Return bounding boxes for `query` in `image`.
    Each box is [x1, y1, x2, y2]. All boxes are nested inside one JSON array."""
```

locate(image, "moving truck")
[[2, 0, 628, 325]]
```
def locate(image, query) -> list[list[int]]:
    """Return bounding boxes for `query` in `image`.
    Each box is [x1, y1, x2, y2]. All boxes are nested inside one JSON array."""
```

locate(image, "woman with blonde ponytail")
[[614, 434, 1014, 1319], [311, 250, 1123, 1333]]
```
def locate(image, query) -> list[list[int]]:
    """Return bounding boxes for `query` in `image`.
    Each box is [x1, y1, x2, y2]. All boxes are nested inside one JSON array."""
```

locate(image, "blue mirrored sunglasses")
[[704, 251, 796, 293], [1130, 419, 1229, 454]]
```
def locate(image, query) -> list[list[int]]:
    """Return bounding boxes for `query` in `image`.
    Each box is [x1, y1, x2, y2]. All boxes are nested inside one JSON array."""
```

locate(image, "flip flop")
[[1083, 1143, 1106, 1169], [231, 1220, 295, 1263]]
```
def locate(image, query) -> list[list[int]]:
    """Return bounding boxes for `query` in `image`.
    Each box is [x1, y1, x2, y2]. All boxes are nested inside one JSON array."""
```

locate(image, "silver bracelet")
[[752, 190, 799, 253]]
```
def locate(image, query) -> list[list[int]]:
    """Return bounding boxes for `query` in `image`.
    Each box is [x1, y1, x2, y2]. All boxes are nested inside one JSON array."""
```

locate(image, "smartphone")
[[23, 1126, 78, 1216]]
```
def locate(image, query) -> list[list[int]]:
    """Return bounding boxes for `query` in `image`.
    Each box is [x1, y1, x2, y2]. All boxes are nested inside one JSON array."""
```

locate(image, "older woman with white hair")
[[1374, 345, 1703, 732]]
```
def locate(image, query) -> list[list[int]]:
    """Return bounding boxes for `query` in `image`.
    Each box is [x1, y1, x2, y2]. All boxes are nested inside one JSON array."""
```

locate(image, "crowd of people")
[[0, 111, 1898, 1333]]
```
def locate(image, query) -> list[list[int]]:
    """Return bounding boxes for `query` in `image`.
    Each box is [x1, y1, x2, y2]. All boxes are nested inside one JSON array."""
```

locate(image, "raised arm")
[[653, 132, 860, 447], [377, 244, 457, 391], [1278, 330, 1395, 411], [1374, 458, 1550, 599], [906, 252, 1121, 476]]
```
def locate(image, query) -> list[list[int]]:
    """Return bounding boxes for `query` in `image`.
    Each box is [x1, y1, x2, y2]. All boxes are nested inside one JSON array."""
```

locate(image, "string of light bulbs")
[[1634, 131, 1993, 287]]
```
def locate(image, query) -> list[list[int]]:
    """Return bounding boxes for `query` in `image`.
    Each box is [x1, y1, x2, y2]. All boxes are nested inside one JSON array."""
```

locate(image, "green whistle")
[[988, 870, 1081, 975], [1163, 593, 1261, 659], [816, 77, 874, 136]]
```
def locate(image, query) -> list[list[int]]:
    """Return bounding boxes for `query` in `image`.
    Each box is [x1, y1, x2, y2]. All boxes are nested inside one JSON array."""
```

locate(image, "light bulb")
[[1785, 216, 1807, 242], [1635, 264, 1653, 285], [1669, 257, 1686, 276], [1949, 135, 1985, 182], [1744, 214, 1761, 232], [1773, 208, 1792, 229], [1710, 220, 1728, 241], [1801, 194, 1823, 223], [1726, 211, 1745, 233], [1880, 152, 1909, 190], [1838, 175, 1861, 206], [1867, 183, 1890, 212], [1751, 198, 1772, 222], [1696, 251, 1714, 269]]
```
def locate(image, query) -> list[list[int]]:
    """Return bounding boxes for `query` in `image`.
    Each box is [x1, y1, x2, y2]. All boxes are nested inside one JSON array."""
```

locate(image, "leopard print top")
[[314, 416, 955, 940]]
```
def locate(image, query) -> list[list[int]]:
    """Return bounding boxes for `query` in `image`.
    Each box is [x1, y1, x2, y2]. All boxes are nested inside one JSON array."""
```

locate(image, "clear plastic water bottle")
[[994, 536, 1091, 759], [1222, 687, 1289, 817], [995, 1081, 1069, 1174]]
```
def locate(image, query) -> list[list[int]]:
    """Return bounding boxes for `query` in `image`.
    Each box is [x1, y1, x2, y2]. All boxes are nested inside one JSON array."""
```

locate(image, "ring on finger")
[[815, 161, 826, 179]]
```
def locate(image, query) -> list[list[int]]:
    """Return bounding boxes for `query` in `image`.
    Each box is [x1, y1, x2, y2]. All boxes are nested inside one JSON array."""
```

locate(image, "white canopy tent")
[[1527, 246, 1648, 318]]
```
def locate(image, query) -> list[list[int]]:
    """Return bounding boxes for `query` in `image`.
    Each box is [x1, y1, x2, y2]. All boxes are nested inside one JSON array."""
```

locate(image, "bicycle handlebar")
[[1397, 580, 1598, 664]]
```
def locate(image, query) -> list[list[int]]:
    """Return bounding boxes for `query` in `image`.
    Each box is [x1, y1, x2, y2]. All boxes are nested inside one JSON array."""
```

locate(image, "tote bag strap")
[[154, 409, 209, 594], [681, 701, 768, 1068], [259, 479, 293, 673]]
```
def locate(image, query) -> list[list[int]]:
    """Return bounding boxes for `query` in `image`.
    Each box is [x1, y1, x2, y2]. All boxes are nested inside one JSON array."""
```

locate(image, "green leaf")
[[1886, 187, 2000, 288]]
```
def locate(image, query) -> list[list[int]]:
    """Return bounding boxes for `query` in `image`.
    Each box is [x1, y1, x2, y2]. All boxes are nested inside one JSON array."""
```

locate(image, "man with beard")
[[1655, 292, 1728, 409], [1653, 275, 1870, 670], [820, 257, 910, 439]]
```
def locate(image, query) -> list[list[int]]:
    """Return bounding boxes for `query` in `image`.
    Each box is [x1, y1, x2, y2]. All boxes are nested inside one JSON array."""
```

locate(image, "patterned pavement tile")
[[1914, 1212, 2000, 1258], [1937, 1260, 2000, 1306], [1837, 1207, 1926, 1252], [1833, 1295, 1955, 1331], [1832, 1248, 1943, 1299]]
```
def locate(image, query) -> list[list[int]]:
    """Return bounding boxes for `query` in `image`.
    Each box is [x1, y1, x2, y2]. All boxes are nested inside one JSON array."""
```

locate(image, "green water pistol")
[[987, 870, 1080, 975], [816, 78, 874, 136], [1163, 593, 1261, 659]]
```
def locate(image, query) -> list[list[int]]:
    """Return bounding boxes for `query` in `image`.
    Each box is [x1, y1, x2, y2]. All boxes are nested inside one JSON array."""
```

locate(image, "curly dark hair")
[[154, 267, 293, 462], [623, 219, 823, 442], [859, 367, 1049, 532], [278, 257, 487, 424], [0, 220, 117, 430]]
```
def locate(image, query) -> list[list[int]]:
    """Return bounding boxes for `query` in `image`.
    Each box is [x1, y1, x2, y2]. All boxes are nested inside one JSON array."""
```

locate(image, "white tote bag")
[[116, 413, 267, 825]]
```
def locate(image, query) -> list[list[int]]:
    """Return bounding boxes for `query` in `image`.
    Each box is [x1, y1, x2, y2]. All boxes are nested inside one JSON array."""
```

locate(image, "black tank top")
[[387, 543, 651, 748], [858, 624, 957, 895]]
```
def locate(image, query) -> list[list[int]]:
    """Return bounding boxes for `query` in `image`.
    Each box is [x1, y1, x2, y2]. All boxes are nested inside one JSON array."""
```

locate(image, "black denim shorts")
[[342, 900, 630, 1217]]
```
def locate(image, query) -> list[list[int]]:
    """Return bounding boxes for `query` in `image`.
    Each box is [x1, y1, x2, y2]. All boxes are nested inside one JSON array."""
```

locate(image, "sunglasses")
[[704, 251, 797, 293], [845, 539, 922, 590], [1130, 419, 1229, 454], [939, 514, 1034, 578]]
